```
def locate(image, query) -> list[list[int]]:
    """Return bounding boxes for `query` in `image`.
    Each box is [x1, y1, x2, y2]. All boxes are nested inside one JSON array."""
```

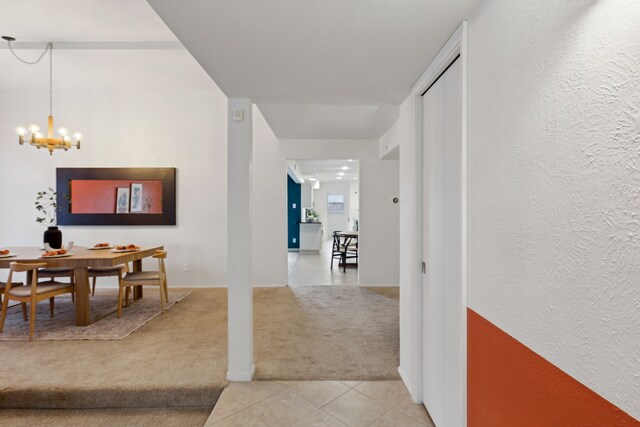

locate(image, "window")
[[327, 194, 345, 214]]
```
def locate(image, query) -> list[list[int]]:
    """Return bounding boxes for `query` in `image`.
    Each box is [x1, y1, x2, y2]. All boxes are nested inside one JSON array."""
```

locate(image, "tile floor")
[[205, 380, 434, 426], [288, 240, 358, 287]]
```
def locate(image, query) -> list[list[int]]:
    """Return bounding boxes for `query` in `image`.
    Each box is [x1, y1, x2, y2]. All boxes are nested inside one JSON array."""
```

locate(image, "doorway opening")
[[286, 159, 360, 287]]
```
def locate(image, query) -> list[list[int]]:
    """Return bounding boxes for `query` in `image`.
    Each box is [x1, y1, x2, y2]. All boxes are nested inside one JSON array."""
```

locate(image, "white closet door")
[[422, 57, 464, 427]]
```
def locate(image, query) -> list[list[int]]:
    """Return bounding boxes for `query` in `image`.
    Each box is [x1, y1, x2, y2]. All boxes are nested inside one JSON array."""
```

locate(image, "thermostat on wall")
[[232, 109, 244, 122]]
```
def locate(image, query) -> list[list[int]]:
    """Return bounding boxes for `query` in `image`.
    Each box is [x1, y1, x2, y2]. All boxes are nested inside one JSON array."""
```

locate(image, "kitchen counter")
[[299, 222, 323, 252]]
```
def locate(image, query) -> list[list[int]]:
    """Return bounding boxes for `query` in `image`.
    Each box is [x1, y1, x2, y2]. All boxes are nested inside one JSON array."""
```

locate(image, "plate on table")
[[0, 252, 16, 259], [40, 252, 74, 259], [88, 245, 114, 250], [112, 247, 141, 253]]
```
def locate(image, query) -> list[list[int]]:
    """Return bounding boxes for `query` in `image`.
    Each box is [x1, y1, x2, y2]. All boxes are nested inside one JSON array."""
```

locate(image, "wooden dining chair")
[[118, 250, 168, 318], [331, 232, 359, 272], [331, 232, 345, 270], [0, 278, 23, 310], [0, 262, 76, 340], [88, 264, 128, 296], [340, 235, 358, 272], [39, 267, 75, 301]]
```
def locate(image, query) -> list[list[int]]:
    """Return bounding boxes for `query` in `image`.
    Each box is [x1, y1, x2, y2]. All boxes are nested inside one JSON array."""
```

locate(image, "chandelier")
[[3, 36, 81, 155]]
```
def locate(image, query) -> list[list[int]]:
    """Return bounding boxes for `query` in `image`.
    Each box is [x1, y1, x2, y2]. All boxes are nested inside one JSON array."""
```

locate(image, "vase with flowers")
[[36, 187, 63, 249]]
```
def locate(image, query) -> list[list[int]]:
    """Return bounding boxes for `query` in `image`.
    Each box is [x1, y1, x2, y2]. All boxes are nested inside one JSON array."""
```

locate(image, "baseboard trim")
[[398, 366, 420, 404], [226, 365, 255, 382], [359, 283, 400, 288], [253, 284, 287, 288]]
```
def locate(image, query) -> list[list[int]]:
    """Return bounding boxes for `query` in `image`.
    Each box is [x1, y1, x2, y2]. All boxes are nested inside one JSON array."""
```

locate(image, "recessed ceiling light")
[[341, 166, 349, 170], [309, 177, 317, 181], [354, 177, 358, 180], [338, 172, 345, 176], [337, 176, 342, 180], [348, 159, 354, 162]]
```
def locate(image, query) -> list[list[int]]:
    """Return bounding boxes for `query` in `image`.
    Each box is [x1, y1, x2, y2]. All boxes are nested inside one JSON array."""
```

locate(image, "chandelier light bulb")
[[6, 38, 84, 155], [73, 132, 82, 140]]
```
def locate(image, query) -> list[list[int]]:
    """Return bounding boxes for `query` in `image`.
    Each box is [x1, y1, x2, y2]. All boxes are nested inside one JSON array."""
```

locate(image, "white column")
[[227, 98, 254, 381]]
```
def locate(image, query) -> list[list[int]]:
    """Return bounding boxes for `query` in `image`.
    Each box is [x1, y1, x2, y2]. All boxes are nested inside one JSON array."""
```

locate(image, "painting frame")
[[130, 183, 144, 213], [115, 187, 130, 214], [56, 167, 177, 226]]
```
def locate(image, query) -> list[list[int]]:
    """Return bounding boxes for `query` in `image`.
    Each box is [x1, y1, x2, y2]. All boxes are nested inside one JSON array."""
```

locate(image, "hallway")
[[288, 240, 359, 287], [206, 381, 434, 426]]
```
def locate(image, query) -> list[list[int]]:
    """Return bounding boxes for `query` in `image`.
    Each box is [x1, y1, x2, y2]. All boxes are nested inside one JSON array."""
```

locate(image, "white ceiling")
[[147, 0, 481, 138], [0, 0, 214, 91], [0, 0, 175, 42], [296, 159, 359, 183], [258, 104, 398, 140], [0, 0, 480, 138]]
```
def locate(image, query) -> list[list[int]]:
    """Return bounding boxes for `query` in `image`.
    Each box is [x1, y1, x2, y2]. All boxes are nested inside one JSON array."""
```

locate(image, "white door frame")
[[411, 21, 468, 421]]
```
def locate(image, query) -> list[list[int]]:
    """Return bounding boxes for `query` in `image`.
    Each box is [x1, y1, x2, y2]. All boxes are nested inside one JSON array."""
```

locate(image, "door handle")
[[422, 261, 426, 274]]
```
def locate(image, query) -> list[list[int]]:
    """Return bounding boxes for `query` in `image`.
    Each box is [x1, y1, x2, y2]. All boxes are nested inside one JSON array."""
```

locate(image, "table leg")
[[132, 259, 143, 300], [73, 267, 90, 326]]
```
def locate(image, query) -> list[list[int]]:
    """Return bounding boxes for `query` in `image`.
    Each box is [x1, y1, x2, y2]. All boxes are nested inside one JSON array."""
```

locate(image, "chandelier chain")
[[7, 40, 54, 116], [6, 40, 51, 65], [50, 43, 53, 116]]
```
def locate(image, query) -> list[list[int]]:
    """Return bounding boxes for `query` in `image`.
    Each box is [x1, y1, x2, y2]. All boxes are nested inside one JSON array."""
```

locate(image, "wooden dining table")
[[0, 245, 163, 326], [336, 231, 358, 239]]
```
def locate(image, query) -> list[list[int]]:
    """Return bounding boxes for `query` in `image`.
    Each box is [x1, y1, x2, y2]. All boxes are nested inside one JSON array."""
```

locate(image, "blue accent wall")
[[287, 175, 301, 249]]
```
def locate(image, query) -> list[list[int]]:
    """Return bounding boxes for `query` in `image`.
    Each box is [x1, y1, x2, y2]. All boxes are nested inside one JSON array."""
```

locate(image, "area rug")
[[0, 289, 190, 341]]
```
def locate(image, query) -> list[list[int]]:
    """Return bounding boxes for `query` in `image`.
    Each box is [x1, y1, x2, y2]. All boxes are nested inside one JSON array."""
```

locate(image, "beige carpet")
[[0, 407, 212, 427], [0, 289, 227, 409], [0, 287, 398, 409], [0, 289, 190, 340], [254, 287, 400, 380]]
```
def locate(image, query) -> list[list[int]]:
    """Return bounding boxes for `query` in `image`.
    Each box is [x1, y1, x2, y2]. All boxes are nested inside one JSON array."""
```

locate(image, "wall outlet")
[[292, 238, 297, 243], [183, 263, 190, 272]]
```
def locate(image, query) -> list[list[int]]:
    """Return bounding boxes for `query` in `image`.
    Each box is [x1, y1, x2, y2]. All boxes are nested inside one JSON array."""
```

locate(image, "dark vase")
[[44, 226, 63, 249]]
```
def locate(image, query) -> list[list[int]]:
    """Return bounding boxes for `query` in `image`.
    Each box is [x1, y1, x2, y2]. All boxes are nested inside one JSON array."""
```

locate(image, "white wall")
[[380, 91, 422, 398], [467, 0, 640, 417], [252, 135, 400, 286], [384, 0, 640, 417], [0, 87, 228, 287], [314, 181, 352, 238], [251, 105, 284, 286], [359, 159, 400, 286], [349, 179, 359, 230], [0, 93, 400, 290]]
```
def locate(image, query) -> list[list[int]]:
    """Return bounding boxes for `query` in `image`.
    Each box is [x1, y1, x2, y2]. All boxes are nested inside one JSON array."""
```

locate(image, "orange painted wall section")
[[70, 180, 163, 214], [468, 308, 639, 427]]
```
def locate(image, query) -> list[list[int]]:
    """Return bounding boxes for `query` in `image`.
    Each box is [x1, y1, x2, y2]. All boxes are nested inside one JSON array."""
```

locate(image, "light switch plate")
[[232, 109, 244, 122]]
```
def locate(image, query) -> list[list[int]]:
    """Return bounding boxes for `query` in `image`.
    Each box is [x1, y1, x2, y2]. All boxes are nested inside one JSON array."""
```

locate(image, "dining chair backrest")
[[9, 262, 47, 273], [332, 232, 342, 251], [152, 250, 167, 281], [152, 250, 167, 259], [7, 262, 46, 288]]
